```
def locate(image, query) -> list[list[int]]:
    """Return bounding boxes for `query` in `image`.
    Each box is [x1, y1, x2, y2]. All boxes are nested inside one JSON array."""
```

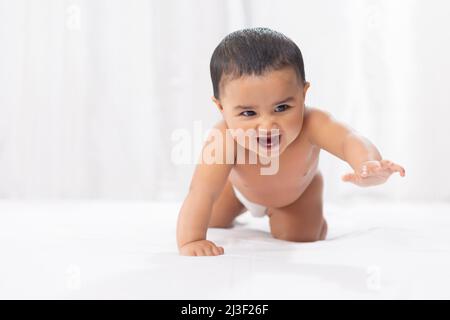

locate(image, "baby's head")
[[210, 27, 310, 155]]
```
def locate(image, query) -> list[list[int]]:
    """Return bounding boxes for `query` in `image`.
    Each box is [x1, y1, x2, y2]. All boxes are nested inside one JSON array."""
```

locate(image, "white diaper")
[[232, 185, 268, 218]]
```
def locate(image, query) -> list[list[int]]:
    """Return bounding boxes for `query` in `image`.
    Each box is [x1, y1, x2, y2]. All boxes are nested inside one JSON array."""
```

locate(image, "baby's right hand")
[[179, 240, 224, 256]]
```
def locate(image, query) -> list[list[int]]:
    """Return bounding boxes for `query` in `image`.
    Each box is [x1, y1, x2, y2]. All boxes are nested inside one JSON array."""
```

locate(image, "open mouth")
[[257, 134, 281, 149]]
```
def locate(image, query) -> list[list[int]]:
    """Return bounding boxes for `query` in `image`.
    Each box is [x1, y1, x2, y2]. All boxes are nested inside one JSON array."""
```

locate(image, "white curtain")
[[0, 0, 449, 203]]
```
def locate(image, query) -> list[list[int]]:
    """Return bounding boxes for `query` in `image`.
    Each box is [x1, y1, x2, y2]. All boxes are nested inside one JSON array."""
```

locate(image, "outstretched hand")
[[342, 159, 406, 187]]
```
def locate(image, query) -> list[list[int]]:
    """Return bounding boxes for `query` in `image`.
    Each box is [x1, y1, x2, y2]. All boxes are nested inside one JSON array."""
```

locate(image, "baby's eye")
[[274, 104, 290, 112], [240, 110, 256, 117]]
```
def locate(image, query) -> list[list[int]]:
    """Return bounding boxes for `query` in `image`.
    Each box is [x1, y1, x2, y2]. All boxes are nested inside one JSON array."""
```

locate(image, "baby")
[[176, 27, 405, 256]]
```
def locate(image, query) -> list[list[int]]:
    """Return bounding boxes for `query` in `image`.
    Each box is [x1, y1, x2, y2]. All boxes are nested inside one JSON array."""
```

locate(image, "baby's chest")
[[231, 143, 319, 189]]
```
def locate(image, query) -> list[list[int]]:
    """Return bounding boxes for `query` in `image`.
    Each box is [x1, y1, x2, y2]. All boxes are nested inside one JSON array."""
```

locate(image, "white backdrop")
[[0, 0, 449, 203]]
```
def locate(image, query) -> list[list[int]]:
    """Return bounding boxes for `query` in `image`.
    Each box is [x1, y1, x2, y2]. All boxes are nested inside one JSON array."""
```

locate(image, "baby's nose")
[[256, 115, 280, 136]]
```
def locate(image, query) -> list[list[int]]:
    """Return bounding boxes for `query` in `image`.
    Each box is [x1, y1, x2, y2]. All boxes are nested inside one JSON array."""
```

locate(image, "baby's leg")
[[208, 178, 246, 228], [268, 171, 327, 242]]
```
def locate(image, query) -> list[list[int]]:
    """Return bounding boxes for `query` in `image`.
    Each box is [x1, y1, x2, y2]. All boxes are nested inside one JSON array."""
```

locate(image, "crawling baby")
[[176, 27, 405, 256]]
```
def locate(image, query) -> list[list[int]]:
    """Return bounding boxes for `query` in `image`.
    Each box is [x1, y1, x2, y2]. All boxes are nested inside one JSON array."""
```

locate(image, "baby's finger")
[[381, 160, 405, 175], [213, 245, 223, 256], [198, 248, 209, 256], [360, 162, 382, 177], [208, 246, 218, 256], [211, 246, 221, 255], [204, 247, 215, 256], [391, 164, 406, 176], [360, 165, 368, 177], [218, 246, 224, 255], [380, 160, 394, 168], [342, 173, 357, 182]]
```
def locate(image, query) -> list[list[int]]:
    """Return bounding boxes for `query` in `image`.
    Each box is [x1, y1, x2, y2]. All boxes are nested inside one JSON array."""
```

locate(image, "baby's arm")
[[305, 107, 405, 187], [176, 121, 235, 256]]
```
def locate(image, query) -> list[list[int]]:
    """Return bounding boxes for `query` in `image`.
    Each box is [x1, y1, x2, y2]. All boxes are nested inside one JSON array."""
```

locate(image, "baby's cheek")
[[284, 126, 301, 147]]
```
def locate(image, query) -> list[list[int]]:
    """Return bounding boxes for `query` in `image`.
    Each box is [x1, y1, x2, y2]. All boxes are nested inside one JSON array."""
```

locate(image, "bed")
[[0, 200, 449, 299]]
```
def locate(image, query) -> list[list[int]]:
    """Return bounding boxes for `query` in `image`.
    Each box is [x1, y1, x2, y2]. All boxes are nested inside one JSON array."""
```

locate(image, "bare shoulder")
[[204, 119, 237, 165], [302, 106, 334, 145], [303, 106, 333, 128], [188, 120, 236, 197]]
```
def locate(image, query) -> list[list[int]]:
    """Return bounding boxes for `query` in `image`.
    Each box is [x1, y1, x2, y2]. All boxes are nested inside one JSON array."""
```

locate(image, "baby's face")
[[214, 67, 309, 157]]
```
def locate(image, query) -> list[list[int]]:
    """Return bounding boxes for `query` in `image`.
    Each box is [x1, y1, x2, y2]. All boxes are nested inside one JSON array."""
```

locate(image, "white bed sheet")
[[0, 200, 449, 299]]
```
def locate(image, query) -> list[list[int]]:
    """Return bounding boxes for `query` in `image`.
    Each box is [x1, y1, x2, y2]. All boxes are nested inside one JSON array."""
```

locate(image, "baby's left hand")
[[342, 159, 406, 187]]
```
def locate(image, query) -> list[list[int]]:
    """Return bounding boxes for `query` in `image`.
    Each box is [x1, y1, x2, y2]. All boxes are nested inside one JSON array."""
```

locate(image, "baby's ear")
[[303, 82, 311, 97], [211, 96, 223, 112]]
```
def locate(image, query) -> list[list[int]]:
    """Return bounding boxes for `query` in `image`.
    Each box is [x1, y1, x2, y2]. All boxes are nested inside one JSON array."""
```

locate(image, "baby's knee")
[[271, 220, 326, 243], [272, 231, 321, 243], [319, 219, 327, 240]]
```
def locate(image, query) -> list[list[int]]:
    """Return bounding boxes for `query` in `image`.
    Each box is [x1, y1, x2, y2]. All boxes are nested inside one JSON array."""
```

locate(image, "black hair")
[[210, 27, 306, 99]]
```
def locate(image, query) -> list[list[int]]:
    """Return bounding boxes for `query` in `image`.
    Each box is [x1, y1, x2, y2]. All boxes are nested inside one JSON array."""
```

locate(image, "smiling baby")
[[176, 27, 405, 256]]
